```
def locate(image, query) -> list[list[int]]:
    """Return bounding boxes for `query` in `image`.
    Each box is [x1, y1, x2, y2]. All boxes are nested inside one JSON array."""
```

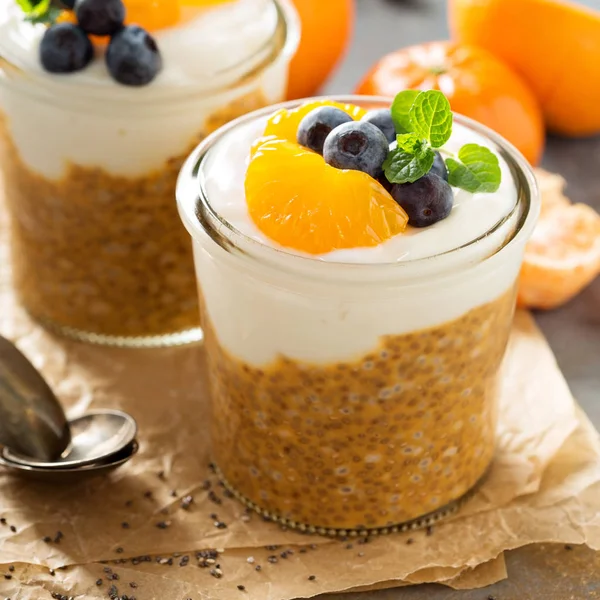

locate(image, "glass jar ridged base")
[[213, 462, 490, 538], [30, 312, 204, 348]]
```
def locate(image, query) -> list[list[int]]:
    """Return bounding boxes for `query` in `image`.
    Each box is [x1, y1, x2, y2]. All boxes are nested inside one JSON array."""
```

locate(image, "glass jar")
[[0, 0, 299, 347], [177, 97, 540, 534]]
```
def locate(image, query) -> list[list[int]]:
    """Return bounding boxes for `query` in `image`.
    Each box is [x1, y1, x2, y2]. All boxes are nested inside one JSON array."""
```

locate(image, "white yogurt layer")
[[178, 107, 536, 366], [0, 0, 296, 178]]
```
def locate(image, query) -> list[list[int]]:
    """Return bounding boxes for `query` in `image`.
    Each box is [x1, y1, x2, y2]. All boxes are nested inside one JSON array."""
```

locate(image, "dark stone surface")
[[320, 0, 600, 596]]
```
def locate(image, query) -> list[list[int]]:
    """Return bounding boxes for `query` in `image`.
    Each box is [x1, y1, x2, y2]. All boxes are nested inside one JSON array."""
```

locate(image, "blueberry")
[[390, 172, 454, 227], [39, 23, 93, 74], [323, 121, 389, 178], [297, 107, 353, 155], [430, 151, 449, 181], [361, 109, 396, 144], [106, 26, 162, 86], [75, 0, 125, 36]]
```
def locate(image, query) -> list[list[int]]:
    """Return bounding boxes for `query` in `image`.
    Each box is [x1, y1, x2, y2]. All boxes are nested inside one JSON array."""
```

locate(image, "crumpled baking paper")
[[0, 171, 599, 600]]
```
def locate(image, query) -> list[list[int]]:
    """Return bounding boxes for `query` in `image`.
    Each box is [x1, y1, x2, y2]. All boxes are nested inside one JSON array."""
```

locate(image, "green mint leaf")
[[16, 0, 61, 24], [390, 90, 419, 134], [383, 133, 435, 184], [409, 90, 453, 148], [447, 143, 502, 193], [16, 0, 35, 12]]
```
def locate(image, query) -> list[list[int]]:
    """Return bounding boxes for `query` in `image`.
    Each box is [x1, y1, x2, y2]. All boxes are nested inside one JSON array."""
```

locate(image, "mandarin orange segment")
[[517, 171, 600, 309], [123, 0, 181, 31], [263, 101, 368, 144], [245, 138, 408, 255]]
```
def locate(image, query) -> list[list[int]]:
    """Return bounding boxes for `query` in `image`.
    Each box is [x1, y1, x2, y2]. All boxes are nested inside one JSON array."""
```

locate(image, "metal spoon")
[[3, 409, 138, 469], [0, 335, 70, 461], [0, 440, 139, 483]]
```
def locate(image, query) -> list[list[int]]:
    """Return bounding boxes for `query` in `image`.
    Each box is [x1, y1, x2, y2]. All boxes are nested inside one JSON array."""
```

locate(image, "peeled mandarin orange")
[[263, 100, 367, 145], [123, 0, 180, 31], [517, 170, 600, 309], [245, 138, 408, 255], [356, 42, 545, 165], [449, 0, 600, 136]]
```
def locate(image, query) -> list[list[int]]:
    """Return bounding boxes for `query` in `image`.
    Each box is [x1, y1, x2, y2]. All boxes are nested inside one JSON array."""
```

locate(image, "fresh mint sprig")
[[16, 0, 62, 25], [384, 89, 502, 193]]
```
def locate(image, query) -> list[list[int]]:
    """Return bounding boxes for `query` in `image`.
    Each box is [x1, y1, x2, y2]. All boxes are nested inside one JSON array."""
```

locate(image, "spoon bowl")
[[0, 440, 139, 483], [0, 335, 70, 461], [3, 409, 138, 469]]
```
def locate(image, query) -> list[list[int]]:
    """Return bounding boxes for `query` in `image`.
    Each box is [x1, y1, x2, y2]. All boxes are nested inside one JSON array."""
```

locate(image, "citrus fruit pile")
[[245, 101, 409, 255]]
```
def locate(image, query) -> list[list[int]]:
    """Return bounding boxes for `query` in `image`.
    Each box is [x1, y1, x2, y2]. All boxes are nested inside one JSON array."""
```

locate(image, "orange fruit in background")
[[518, 170, 600, 309], [355, 41, 545, 165], [449, 0, 600, 137], [286, 0, 355, 100]]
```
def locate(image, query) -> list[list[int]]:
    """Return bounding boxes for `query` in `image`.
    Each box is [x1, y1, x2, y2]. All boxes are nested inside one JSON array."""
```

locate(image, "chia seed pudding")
[[177, 97, 540, 532], [0, 0, 299, 346]]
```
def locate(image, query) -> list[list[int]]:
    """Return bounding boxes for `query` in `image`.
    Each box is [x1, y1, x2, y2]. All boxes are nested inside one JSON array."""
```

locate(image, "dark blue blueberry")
[[323, 121, 389, 178], [297, 107, 353, 155], [430, 151, 449, 181], [390, 172, 454, 227], [39, 23, 93, 74], [361, 109, 396, 144], [106, 26, 162, 86], [75, 0, 125, 36]]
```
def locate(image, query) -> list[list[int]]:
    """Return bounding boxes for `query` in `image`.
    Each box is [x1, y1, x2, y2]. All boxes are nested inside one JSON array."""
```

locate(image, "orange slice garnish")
[[245, 137, 408, 255], [517, 170, 600, 309], [263, 100, 368, 146]]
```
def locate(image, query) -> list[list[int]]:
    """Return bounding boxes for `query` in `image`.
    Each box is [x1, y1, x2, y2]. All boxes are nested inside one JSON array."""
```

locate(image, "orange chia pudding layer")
[[205, 288, 515, 531], [0, 91, 270, 339]]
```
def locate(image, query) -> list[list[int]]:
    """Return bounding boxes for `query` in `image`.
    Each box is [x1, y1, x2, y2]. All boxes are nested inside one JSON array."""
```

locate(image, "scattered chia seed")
[[108, 584, 118, 599], [265, 545, 279, 551], [156, 521, 171, 529], [255, 565, 262, 572], [95, 579, 102, 586], [143, 491, 153, 499], [487, 596, 497, 600], [565, 544, 573, 550], [8, 566, 14, 573], [54, 531, 63, 543], [121, 522, 130, 529], [49, 569, 55, 576], [223, 490, 234, 499], [125, 500, 133, 507], [4, 575, 12, 580], [406, 538, 414, 545], [308, 575, 316, 581], [299, 548, 307, 554], [179, 556, 189, 567], [0, 518, 5, 525], [246, 557, 255, 564], [214, 521, 227, 529], [181, 496, 194, 510], [267, 556, 278, 564], [309, 544, 318, 550], [209, 513, 218, 520], [426, 525, 434, 536], [280, 551, 289, 559], [209, 568, 223, 579], [345, 544, 353, 550], [157, 471, 166, 480], [208, 491, 222, 505], [202, 480, 211, 490], [170, 490, 177, 498], [104, 567, 113, 574], [129, 582, 138, 589], [9, 526, 16, 533], [115, 547, 124, 554], [237, 585, 246, 591], [111, 573, 119, 580]]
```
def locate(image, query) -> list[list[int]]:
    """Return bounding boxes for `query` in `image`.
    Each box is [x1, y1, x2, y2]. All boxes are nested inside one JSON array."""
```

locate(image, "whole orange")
[[355, 41, 545, 165], [449, 0, 600, 137], [286, 0, 355, 100]]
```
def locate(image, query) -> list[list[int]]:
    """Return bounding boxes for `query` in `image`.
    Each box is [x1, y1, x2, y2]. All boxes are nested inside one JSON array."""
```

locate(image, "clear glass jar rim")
[[0, 0, 300, 103], [177, 95, 541, 281]]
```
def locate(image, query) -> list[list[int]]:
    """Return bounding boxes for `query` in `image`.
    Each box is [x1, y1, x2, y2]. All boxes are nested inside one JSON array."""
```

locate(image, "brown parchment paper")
[[0, 170, 599, 600]]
